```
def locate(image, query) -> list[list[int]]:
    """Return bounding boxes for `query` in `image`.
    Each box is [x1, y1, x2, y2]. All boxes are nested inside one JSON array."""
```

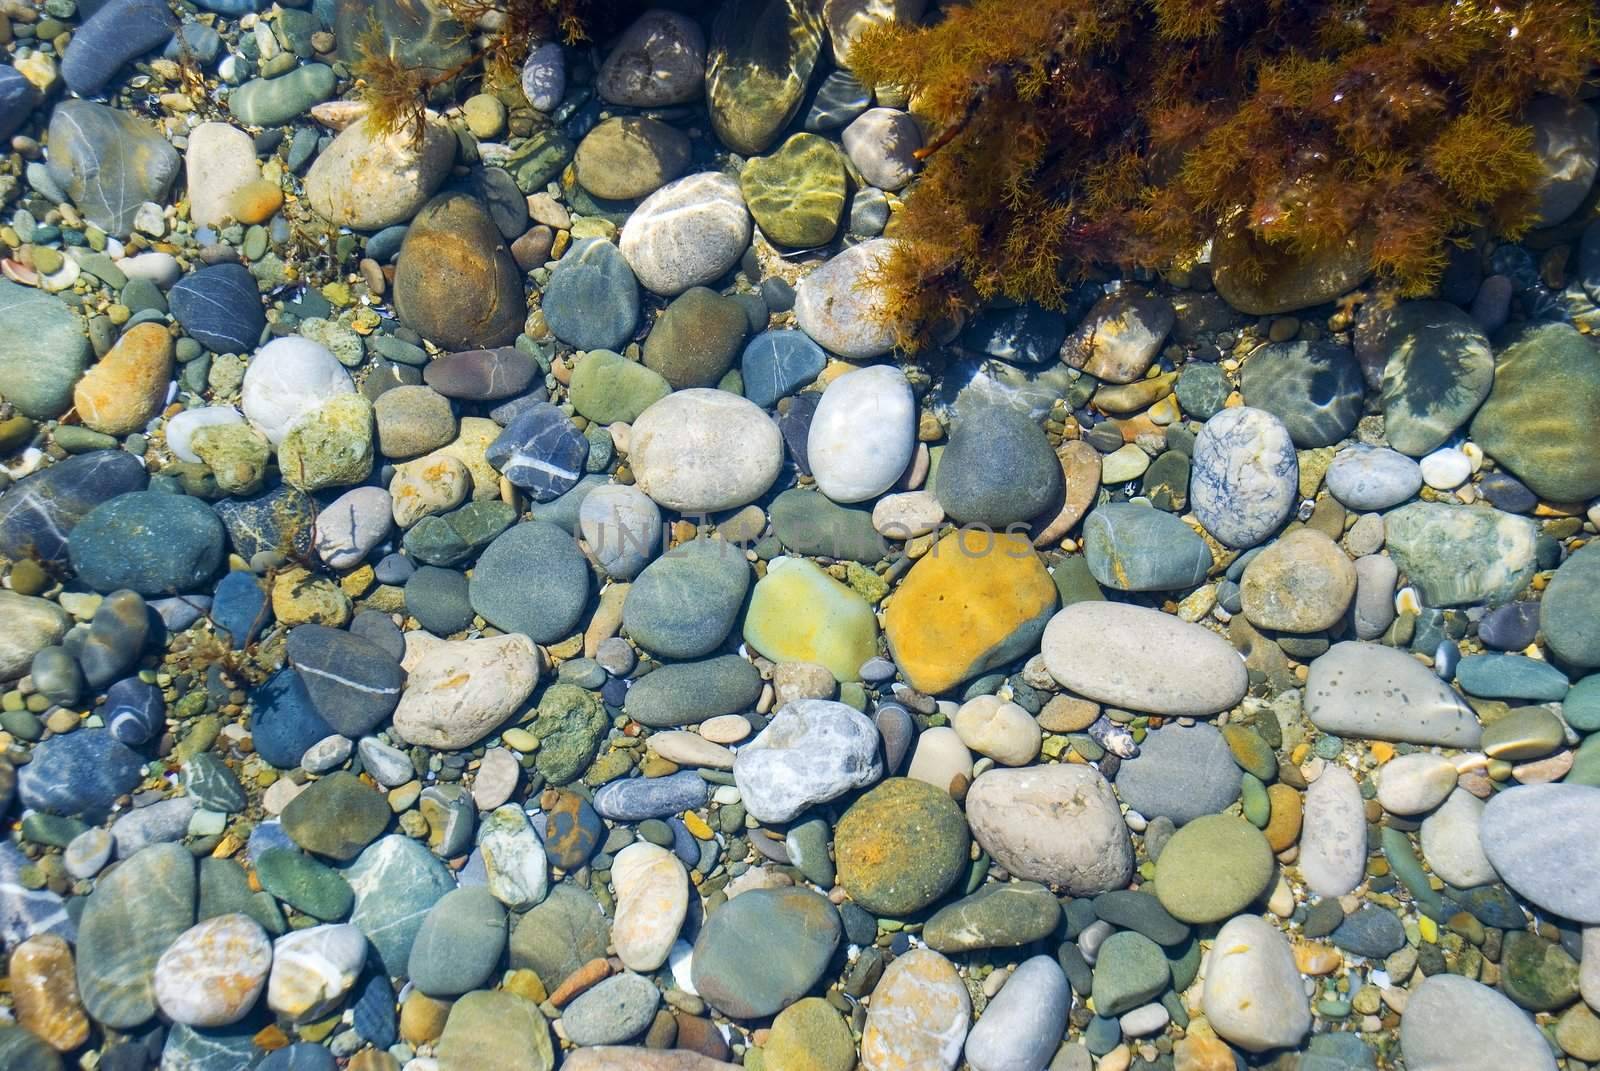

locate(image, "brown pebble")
[[10, 934, 90, 1051], [549, 956, 613, 1007], [673, 1013, 732, 1061], [399, 990, 453, 1046]]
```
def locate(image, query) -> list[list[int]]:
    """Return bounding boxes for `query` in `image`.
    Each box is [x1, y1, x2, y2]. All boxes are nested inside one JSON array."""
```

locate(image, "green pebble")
[[1241, 772, 1271, 828]]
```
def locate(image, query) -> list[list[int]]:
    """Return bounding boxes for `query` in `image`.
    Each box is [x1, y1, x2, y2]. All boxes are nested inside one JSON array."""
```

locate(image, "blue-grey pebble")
[[102, 677, 165, 746], [61, 0, 176, 96], [169, 264, 265, 354], [593, 770, 710, 821], [485, 401, 588, 502], [249, 667, 337, 769], [469, 522, 591, 643], [17, 730, 144, 819], [68, 491, 226, 595], [543, 237, 640, 351], [740, 330, 826, 408]]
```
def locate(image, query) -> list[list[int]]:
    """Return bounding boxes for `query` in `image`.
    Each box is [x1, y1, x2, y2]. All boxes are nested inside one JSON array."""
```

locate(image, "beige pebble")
[[699, 714, 751, 745], [647, 730, 735, 769]]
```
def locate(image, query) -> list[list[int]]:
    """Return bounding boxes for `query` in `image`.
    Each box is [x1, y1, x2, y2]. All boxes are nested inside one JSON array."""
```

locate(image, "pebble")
[[1114, 723, 1241, 825], [579, 483, 662, 579], [153, 913, 271, 1026], [267, 923, 366, 1022], [612, 841, 689, 972], [808, 365, 916, 503], [842, 108, 922, 190], [469, 522, 590, 643], [1299, 766, 1366, 897], [304, 115, 454, 230], [966, 764, 1131, 894], [409, 886, 507, 997], [1375, 300, 1496, 456], [952, 694, 1040, 765], [563, 971, 661, 1046], [1543, 541, 1600, 670], [287, 624, 403, 737], [882, 529, 1056, 695], [593, 770, 710, 821], [1041, 602, 1246, 716], [1401, 974, 1557, 1071], [1305, 642, 1481, 746], [1481, 784, 1600, 923], [345, 835, 455, 975], [836, 778, 969, 915], [1471, 320, 1600, 503], [936, 404, 1063, 526], [861, 948, 970, 1071], [1152, 815, 1273, 923], [544, 239, 641, 352], [241, 336, 356, 446], [1384, 502, 1537, 607], [46, 101, 180, 238], [1375, 753, 1457, 815], [794, 239, 902, 359], [1189, 406, 1298, 548], [1202, 914, 1311, 1052], [619, 172, 751, 295], [744, 557, 879, 682], [597, 10, 706, 106], [1082, 502, 1211, 592], [1240, 340, 1364, 446], [692, 886, 841, 1019], [169, 263, 266, 355], [76, 842, 194, 1029], [487, 402, 588, 501], [630, 390, 782, 511], [964, 956, 1070, 1071], [393, 633, 541, 750], [732, 699, 883, 823], [394, 191, 525, 351], [1419, 786, 1496, 887], [624, 536, 749, 658]]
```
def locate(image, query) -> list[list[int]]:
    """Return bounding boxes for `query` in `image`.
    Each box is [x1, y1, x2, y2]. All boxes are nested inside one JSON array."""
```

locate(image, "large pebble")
[[1189, 406, 1298, 548], [630, 390, 782, 512], [597, 10, 706, 107], [241, 337, 356, 447], [1299, 766, 1366, 897], [794, 239, 902, 359], [1041, 602, 1246, 716], [965, 764, 1131, 895], [1376, 753, 1457, 816], [963, 956, 1069, 1071], [153, 913, 271, 1027], [861, 948, 970, 1071], [619, 172, 751, 295], [1384, 502, 1537, 607], [267, 923, 366, 1022], [1401, 974, 1557, 1071], [1481, 784, 1600, 923], [733, 699, 883, 823], [185, 122, 261, 229], [1325, 446, 1423, 510], [611, 842, 688, 972], [1201, 914, 1311, 1052], [1419, 787, 1497, 888], [807, 365, 915, 503], [1305, 642, 1481, 747], [392, 634, 542, 749], [304, 115, 455, 230]]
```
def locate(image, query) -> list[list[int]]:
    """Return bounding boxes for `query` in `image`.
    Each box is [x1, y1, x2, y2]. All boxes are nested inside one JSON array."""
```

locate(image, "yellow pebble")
[[1370, 742, 1396, 764], [682, 812, 713, 839], [1418, 915, 1438, 943]]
